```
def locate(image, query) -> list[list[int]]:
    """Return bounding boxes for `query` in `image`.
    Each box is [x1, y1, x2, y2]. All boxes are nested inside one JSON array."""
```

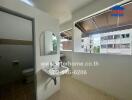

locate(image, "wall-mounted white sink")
[[42, 65, 69, 77]]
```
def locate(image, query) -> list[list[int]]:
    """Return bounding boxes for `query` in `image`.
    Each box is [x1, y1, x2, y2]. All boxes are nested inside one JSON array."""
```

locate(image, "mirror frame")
[[39, 31, 58, 56]]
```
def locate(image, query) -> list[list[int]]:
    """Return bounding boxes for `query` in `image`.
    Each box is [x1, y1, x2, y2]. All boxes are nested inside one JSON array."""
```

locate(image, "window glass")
[[121, 43, 130, 48], [114, 35, 120, 39], [114, 44, 121, 49], [107, 44, 113, 48], [126, 34, 130, 38], [101, 45, 107, 48], [108, 35, 113, 40], [121, 34, 125, 38], [91, 34, 101, 53]]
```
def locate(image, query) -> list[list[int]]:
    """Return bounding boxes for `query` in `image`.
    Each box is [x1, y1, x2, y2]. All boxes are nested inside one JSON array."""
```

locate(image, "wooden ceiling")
[[75, 2, 132, 35], [60, 29, 72, 40]]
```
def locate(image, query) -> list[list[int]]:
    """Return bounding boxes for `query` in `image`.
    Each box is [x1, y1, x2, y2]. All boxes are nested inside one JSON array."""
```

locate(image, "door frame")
[[0, 6, 36, 100]]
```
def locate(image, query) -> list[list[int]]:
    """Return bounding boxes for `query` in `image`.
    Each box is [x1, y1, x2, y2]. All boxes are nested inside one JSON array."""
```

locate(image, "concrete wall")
[[0, 0, 60, 100], [72, 53, 132, 100], [73, 26, 83, 52]]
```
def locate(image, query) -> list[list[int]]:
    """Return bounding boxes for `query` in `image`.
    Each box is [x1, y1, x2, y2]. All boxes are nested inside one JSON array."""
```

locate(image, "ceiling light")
[[21, 0, 34, 6]]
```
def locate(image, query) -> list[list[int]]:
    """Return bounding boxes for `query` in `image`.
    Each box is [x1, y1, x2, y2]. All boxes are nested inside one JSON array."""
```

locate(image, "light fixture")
[[21, 0, 34, 6]]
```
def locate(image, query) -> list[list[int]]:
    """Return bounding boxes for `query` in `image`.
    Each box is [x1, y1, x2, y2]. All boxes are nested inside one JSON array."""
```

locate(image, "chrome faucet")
[[59, 60, 62, 67], [51, 61, 56, 68]]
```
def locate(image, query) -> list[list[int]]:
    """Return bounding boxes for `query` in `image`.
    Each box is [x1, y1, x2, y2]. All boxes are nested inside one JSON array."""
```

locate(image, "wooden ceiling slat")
[[76, 2, 132, 36], [75, 22, 86, 33]]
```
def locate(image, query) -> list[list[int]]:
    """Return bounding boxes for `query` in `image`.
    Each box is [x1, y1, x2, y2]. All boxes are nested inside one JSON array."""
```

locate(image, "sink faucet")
[[50, 61, 62, 68], [59, 60, 62, 67], [51, 61, 56, 68]]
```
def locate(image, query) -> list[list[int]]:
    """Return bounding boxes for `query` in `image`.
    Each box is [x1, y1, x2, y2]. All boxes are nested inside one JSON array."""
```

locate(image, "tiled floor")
[[47, 75, 118, 100], [0, 81, 34, 100]]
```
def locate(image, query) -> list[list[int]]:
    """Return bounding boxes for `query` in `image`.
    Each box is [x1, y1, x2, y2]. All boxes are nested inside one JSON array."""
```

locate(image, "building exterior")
[[81, 34, 100, 54], [81, 37, 91, 53], [100, 29, 132, 55]]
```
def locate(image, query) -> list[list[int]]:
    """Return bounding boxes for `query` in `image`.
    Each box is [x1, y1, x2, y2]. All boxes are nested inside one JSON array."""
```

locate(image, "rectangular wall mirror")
[[40, 31, 58, 56]]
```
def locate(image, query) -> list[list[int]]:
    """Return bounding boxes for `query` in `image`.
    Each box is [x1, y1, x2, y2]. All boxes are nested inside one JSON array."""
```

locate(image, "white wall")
[[73, 27, 83, 52], [0, 0, 60, 100], [72, 53, 132, 100], [0, 11, 32, 40], [60, 21, 73, 32]]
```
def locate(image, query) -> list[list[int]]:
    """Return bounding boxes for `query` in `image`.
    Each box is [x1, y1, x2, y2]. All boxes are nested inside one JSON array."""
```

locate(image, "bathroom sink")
[[42, 65, 69, 77]]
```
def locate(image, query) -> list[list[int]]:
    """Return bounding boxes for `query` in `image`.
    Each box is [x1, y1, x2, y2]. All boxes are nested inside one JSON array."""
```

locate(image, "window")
[[101, 44, 107, 48], [114, 44, 121, 49], [104, 36, 108, 40], [126, 34, 130, 38], [114, 35, 120, 39], [101, 37, 104, 40], [107, 44, 113, 48], [121, 43, 130, 48], [81, 45, 84, 48], [60, 29, 72, 51], [121, 34, 125, 38], [108, 35, 113, 40], [90, 34, 101, 53], [121, 34, 130, 39]]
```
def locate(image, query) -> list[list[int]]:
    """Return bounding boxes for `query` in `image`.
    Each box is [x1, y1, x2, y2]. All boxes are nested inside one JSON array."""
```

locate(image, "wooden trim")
[[82, 24, 132, 37], [0, 39, 32, 45], [75, 22, 86, 33]]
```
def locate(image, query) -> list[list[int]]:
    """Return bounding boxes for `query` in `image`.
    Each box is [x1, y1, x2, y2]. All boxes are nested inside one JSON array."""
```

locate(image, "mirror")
[[40, 31, 58, 56]]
